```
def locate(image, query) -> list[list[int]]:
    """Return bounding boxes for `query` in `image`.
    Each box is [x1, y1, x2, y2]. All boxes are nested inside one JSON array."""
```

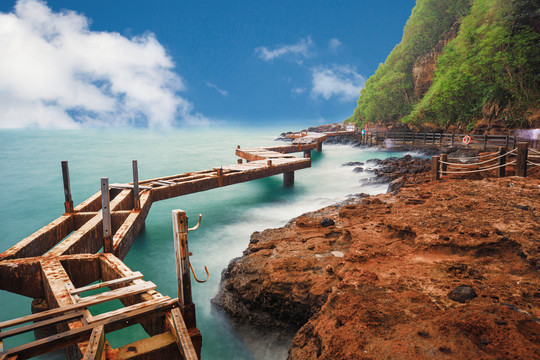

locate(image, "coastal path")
[[0, 133, 326, 360]]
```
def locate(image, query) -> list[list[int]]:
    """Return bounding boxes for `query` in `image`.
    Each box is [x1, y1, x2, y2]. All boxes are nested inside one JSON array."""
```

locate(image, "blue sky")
[[0, 0, 416, 128]]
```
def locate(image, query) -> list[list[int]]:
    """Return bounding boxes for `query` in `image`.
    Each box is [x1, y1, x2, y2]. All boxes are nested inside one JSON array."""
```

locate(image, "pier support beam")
[[132, 160, 140, 211], [283, 171, 295, 187], [316, 141, 322, 152], [62, 161, 74, 214], [101, 178, 113, 253], [172, 210, 196, 330]]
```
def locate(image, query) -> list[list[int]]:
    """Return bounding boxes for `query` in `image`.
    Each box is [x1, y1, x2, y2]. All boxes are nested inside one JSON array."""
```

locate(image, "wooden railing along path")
[[326, 130, 520, 150], [0, 133, 326, 360]]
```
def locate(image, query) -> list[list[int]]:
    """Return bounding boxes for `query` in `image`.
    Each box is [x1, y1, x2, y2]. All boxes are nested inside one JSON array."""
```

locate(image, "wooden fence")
[[347, 131, 519, 150], [430, 142, 540, 180]]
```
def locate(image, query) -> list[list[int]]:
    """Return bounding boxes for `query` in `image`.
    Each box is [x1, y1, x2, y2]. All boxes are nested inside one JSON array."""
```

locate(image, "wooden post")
[[451, 133, 455, 147], [283, 172, 294, 187], [411, 133, 415, 146], [132, 160, 140, 211], [216, 168, 223, 187], [439, 133, 442, 146], [423, 132, 426, 145], [402, 132, 405, 145], [304, 150, 311, 158], [317, 141, 322, 152], [172, 210, 196, 329], [516, 142, 528, 177], [431, 156, 440, 181], [61, 161, 74, 214], [513, 136, 516, 149], [505, 135, 509, 150], [498, 147, 506, 177], [101, 178, 113, 253], [440, 154, 448, 176], [483, 134, 488, 151]]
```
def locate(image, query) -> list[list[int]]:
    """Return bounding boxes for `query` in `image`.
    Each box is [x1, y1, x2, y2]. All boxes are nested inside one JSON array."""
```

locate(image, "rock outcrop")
[[214, 173, 540, 359]]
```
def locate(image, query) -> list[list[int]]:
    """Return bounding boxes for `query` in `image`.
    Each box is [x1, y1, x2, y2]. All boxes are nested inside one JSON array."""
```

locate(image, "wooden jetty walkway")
[[0, 133, 326, 360]]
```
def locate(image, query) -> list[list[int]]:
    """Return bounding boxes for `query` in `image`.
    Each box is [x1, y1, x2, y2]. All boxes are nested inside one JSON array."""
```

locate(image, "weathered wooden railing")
[[327, 130, 520, 150], [430, 142, 540, 180]]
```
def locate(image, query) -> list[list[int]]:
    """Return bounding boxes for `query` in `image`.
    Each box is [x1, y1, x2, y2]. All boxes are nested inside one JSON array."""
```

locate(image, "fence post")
[[439, 133, 442, 146], [431, 156, 440, 181], [498, 147, 506, 177], [61, 161, 74, 214], [451, 133, 455, 147], [513, 136, 516, 149], [172, 209, 196, 329], [423, 132, 426, 145], [101, 178, 113, 253], [516, 142, 528, 177], [132, 160, 140, 211], [483, 134, 488, 151], [505, 135, 509, 150], [440, 154, 448, 176]]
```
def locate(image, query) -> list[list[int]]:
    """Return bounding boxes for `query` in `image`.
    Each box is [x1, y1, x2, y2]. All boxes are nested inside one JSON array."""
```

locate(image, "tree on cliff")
[[348, 0, 539, 130]]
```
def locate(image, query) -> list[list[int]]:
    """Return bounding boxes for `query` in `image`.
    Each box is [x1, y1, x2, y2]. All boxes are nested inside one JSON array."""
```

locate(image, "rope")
[[441, 160, 516, 174], [451, 151, 498, 160], [440, 148, 517, 167], [527, 160, 540, 167], [529, 148, 540, 155]]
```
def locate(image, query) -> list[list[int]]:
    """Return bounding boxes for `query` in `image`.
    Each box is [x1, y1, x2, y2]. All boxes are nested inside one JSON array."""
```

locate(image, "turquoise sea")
[[0, 127, 412, 359]]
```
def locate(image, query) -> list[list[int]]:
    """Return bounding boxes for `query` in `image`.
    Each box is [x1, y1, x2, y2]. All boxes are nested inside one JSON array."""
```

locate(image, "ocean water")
[[0, 127, 410, 359]]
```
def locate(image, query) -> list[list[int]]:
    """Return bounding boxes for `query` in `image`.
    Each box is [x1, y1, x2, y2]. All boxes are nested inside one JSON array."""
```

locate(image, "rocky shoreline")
[[213, 137, 540, 359]]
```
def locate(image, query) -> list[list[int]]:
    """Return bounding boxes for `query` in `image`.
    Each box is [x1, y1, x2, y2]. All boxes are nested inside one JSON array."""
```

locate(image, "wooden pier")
[[0, 133, 326, 360]]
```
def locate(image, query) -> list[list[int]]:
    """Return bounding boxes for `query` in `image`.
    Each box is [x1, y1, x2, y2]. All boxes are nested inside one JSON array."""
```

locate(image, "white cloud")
[[205, 81, 228, 97], [311, 65, 365, 102], [291, 87, 305, 97], [255, 37, 314, 62], [0, 0, 207, 128], [328, 38, 342, 50]]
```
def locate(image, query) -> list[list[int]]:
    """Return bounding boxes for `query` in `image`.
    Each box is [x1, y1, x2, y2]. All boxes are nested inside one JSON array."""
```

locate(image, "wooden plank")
[[81, 325, 105, 360], [0, 298, 177, 359], [0, 310, 84, 339], [0, 282, 156, 330], [69, 271, 143, 295], [87, 297, 171, 323], [169, 307, 198, 360]]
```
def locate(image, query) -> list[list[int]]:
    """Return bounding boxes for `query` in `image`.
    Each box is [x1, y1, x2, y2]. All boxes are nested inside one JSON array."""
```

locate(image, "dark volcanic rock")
[[448, 285, 478, 303], [320, 218, 335, 227]]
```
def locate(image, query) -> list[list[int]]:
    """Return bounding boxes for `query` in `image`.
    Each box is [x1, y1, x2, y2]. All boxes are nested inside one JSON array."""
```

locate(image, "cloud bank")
[[311, 65, 365, 102], [0, 0, 206, 128], [255, 37, 314, 61]]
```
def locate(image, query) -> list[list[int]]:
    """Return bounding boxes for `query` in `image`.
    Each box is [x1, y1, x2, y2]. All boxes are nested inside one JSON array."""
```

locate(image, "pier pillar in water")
[[283, 171, 295, 187], [304, 150, 311, 158], [317, 141, 323, 152]]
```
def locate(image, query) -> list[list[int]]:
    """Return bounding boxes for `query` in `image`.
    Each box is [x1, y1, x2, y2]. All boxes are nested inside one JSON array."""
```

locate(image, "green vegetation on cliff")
[[349, 0, 539, 130]]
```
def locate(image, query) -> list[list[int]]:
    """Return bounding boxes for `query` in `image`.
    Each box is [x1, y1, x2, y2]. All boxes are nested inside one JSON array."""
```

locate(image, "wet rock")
[[448, 285, 477, 303]]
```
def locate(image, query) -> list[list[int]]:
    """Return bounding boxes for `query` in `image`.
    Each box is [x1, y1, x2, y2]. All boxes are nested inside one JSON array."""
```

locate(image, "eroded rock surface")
[[214, 174, 540, 359]]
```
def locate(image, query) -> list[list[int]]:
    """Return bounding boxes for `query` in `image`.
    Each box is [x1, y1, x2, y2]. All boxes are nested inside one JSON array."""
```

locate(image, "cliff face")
[[350, 0, 540, 132], [412, 21, 460, 99], [214, 169, 540, 359]]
